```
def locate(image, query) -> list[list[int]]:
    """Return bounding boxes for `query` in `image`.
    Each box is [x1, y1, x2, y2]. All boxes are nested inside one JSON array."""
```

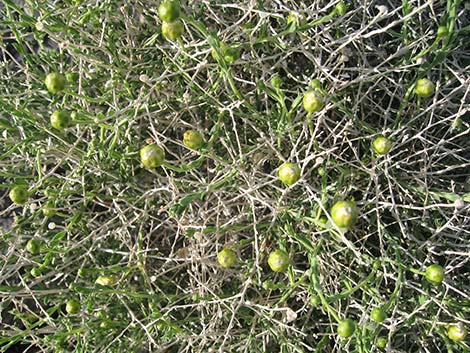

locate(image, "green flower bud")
[[370, 307, 386, 323], [95, 275, 115, 286], [26, 239, 41, 255], [447, 324, 467, 342], [330, 200, 359, 229], [415, 78, 435, 98], [50, 110, 71, 130], [140, 144, 165, 168], [437, 26, 449, 38], [9, 186, 29, 205], [337, 319, 355, 338], [44, 73, 66, 94], [372, 135, 393, 155], [425, 264, 444, 285], [162, 20, 184, 40], [278, 162, 301, 186], [183, 130, 204, 150], [302, 91, 324, 113], [217, 248, 237, 268], [158, 1, 181, 23], [65, 299, 81, 315], [267, 249, 290, 272]]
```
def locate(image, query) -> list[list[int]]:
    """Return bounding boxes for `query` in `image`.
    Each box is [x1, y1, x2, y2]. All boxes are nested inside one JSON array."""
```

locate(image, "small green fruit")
[[65, 299, 81, 315], [372, 135, 393, 155], [425, 264, 445, 285], [157, 1, 181, 23], [162, 20, 184, 40], [217, 248, 237, 268], [140, 144, 165, 168], [26, 239, 41, 255], [183, 130, 204, 150], [267, 249, 290, 272], [330, 200, 359, 229], [370, 307, 386, 323], [278, 162, 301, 186], [50, 110, 71, 130], [415, 78, 435, 98], [9, 186, 29, 205], [337, 319, 355, 338], [44, 73, 66, 94], [302, 91, 324, 113], [447, 324, 467, 342]]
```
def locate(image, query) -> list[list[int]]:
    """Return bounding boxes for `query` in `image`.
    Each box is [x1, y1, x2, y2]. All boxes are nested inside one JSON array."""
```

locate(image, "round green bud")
[[337, 319, 355, 338], [211, 42, 239, 64], [330, 200, 359, 229], [270, 75, 282, 88], [95, 275, 115, 286], [376, 337, 387, 349], [335, 2, 347, 16], [437, 26, 449, 38], [451, 117, 463, 131], [372, 259, 381, 270], [310, 79, 322, 90], [286, 12, 306, 27], [211, 41, 227, 61], [318, 215, 328, 229], [66, 72, 79, 83], [302, 91, 324, 113], [310, 295, 321, 306], [370, 307, 386, 323], [425, 264, 445, 285], [157, 1, 181, 23], [42, 201, 56, 217], [26, 239, 41, 255], [372, 135, 393, 155], [217, 248, 237, 268], [44, 73, 66, 94], [223, 47, 239, 64], [267, 249, 290, 272], [50, 110, 71, 130], [65, 299, 81, 315], [140, 144, 165, 168], [9, 186, 29, 205], [447, 324, 467, 342], [317, 166, 326, 177], [183, 130, 204, 150], [278, 162, 301, 186], [415, 78, 435, 98], [162, 20, 184, 40], [99, 321, 110, 329], [30, 267, 42, 277]]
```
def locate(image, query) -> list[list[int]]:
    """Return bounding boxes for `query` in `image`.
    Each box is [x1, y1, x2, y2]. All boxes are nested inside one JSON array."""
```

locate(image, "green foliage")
[[0, 0, 468, 352]]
